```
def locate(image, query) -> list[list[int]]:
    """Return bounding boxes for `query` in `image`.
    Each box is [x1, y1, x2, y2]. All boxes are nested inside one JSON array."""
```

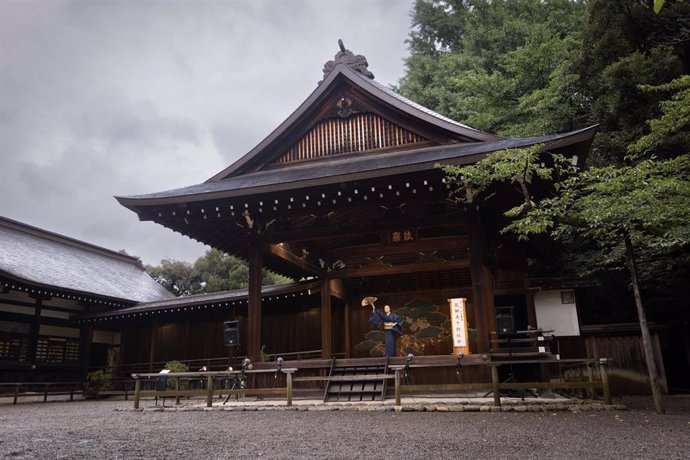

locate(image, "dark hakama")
[[369, 309, 403, 357]]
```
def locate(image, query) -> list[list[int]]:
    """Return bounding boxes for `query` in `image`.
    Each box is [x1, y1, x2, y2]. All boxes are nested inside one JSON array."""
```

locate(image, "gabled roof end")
[[320, 39, 375, 84]]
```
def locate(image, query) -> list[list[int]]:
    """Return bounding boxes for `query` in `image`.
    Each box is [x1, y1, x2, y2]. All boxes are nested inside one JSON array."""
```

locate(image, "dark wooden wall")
[[119, 302, 326, 367]]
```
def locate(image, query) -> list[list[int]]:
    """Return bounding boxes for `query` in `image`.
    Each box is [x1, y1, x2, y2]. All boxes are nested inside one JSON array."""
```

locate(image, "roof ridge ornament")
[[320, 39, 375, 84]]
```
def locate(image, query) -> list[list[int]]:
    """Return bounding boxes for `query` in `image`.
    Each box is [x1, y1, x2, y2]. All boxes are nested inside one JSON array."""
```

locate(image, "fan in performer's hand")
[[361, 296, 377, 307]]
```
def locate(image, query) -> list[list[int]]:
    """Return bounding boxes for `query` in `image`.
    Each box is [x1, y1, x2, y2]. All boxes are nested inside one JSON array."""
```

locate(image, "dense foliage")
[[146, 249, 292, 296], [404, 0, 690, 288], [399, 0, 589, 137], [420, 0, 690, 413], [399, 0, 690, 164]]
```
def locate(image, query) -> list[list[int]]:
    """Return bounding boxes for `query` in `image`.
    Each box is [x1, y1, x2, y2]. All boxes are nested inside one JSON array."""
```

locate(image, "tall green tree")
[[146, 259, 204, 296], [442, 69, 690, 411], [581, 0, 690, 165], [400, 0, 690, 163], [398, 0, 589, 136], [443, 145, 689, 414], [146, 249, 292, 296], [628, 75, 690, 160], [441, 74, 690, 414]]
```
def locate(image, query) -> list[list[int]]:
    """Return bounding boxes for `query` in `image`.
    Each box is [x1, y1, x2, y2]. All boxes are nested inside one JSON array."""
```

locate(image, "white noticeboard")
[[449, 298, 469, 355]]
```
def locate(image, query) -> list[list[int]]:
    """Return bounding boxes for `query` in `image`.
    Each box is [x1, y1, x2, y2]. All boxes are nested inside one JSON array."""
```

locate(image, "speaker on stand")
[[223, 321, 240, 347]]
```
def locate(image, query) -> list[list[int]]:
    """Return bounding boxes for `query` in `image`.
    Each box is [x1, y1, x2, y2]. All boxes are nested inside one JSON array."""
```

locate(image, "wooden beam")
[[329, 278, 348, 300], [332, 258, 470, 279], [263, 212, 467, 244], [329, 235, 469, 260], [265, 243, 327, 277]]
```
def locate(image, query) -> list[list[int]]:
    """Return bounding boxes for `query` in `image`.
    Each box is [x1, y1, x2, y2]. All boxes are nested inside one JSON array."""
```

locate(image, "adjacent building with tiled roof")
[[0, 215, 173, 383]]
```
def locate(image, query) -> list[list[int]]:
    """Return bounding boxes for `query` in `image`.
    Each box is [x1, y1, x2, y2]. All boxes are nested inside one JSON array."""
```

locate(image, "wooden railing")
[[90, 349, 324, 379], [130, 369, 297, 409], [128, 358, 612, 408], [389, 357, 611, 406], [0, 381, 82, 404]]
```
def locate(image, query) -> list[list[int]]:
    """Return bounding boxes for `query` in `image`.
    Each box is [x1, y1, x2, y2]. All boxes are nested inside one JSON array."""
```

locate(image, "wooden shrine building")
[[0, 215, 173, 384], [83, 43, 597, 374]]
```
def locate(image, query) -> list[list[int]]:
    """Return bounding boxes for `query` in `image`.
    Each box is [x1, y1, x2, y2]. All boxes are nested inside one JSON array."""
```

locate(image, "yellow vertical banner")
[[449, 298, 470, 355]]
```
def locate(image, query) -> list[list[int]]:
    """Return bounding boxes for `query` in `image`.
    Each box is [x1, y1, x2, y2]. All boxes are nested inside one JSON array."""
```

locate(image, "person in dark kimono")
[[368, 301, 403, 357]]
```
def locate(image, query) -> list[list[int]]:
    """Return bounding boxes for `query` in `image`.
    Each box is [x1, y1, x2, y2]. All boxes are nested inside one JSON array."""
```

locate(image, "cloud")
[[0, 0, 414, 265]]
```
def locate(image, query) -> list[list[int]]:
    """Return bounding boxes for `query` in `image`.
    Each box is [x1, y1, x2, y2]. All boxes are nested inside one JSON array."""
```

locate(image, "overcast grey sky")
[[0, 0, 416, 265]]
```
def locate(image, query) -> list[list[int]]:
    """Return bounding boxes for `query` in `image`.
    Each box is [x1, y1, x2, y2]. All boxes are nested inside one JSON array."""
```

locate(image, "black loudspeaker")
[[495, 306, 515, 334], [223, 321, 240, 347]]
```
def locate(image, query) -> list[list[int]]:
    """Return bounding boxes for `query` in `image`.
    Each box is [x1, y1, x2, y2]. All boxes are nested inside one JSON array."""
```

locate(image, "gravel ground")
[[1, 396, 689, 459]]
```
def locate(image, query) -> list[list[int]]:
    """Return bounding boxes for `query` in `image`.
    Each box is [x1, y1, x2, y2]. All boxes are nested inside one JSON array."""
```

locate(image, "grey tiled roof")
[[0, 216, 174, 302], [365, 76, 487, 134], [77, 280, 322, 320], [204, 63, 499, 182]]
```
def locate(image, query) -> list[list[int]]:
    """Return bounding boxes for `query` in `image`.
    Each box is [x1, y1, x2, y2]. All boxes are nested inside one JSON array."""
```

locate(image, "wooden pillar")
[[328, 278, 348, 358], [133, 377, 141, 409], [491, 365, 501, 406], [321, 278, 332, 359], [27, 296, 44, 364], [247, 246, 263, 362], [344, 300, 351, 358], [285, 370, 293, 407], [525, 289, 538, 329], [468, 207, 496, 354], [148, 317, 158, 372], [205, 375, 214, 407], [79, 324, 94, 377]]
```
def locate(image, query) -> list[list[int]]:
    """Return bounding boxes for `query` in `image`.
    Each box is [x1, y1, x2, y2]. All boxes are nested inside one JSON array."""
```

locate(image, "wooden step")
[[324, 361, 389, 402]]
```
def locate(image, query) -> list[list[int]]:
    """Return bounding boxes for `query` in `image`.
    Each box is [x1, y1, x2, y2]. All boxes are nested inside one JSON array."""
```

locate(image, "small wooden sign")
[[382, 229, 417, 245], [449, 297, 470, 355]]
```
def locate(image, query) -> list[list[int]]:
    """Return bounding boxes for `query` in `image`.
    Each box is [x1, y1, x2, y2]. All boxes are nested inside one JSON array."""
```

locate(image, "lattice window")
[[35, 325, 81, 363], [36, 337, 80, 363], [0, 320, 30, 362], [0, 337, 30, 362], [0, 319, 30, 335], [273, 113, 427, 164], [39, 324, 80, 339]]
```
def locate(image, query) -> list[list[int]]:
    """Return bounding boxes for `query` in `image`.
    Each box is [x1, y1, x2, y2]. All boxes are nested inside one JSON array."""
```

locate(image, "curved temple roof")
[[205, 61, 501, 182], [117, 42, 595, 210], [117, 125, 597, 208], [113, 43, 597, 282]]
